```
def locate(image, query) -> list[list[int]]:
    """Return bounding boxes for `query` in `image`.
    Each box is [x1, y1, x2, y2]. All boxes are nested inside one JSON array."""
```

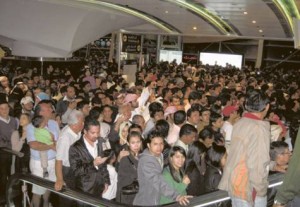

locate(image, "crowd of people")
[[0, 57, 299, 207]]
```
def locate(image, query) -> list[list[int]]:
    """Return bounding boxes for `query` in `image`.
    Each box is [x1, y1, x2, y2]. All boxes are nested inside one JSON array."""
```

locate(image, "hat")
[[36, 92, 50, 101], [123, 94, 138, 104], [164, 106, 177, 117], [222, 105, 238, 117], [21, 96, 34, 105]]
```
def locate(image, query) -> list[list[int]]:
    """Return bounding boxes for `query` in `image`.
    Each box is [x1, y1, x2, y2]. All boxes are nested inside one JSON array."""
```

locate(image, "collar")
[[243, 112, 262, 120], [0, 116, 10, 124], [63, 96, 74, 102]]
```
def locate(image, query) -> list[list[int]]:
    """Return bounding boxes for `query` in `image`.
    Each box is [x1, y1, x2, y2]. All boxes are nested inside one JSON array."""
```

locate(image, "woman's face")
[[170, 151, 186, 170], [128, 136, 142, 155], [19, 114, 30, 127], [121, 125, 129, 139]]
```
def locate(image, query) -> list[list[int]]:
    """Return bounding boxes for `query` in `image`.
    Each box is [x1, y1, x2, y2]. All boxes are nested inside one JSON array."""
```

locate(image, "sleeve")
[[142, 157, 180, 201], [26, 124, 36, 143], [162, 169, 187, 195], [69, 145, 96, 177], [100, 164, 110, 185], [274, 127, 300, 204], [246, 124, 270, 197], [11, 131, 24, 152], [56, 135, 68, 161]]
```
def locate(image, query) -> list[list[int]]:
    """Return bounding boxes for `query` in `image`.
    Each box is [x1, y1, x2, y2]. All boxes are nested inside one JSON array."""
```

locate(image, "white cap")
[[20, 96, 34, 105]]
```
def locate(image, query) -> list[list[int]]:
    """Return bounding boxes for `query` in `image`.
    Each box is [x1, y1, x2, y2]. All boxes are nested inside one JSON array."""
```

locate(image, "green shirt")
[[160, 166, 187, 205], [34, 128, 53, 145]]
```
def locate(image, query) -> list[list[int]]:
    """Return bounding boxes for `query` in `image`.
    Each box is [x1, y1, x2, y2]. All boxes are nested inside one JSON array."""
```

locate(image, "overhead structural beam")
[[74, 0, 180, 34], [164, 0, 238, 36], [273, 0, 300, 34]]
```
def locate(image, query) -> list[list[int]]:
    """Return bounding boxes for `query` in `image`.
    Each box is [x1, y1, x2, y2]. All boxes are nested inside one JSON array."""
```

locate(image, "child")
[[32, 115, 54, 178]]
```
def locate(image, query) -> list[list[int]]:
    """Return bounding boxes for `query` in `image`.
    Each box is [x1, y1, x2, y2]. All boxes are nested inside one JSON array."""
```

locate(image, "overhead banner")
[[122, 34, 141, 53]]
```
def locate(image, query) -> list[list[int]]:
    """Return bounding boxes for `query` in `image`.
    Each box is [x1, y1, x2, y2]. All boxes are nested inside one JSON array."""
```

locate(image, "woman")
[[133, 130, 191, 206], [185, 141, 207, 196], [160, 146, 190, 204], [11, 113, 31, 173], [204, 143, 227, 193], [116, 131, 142, 205]]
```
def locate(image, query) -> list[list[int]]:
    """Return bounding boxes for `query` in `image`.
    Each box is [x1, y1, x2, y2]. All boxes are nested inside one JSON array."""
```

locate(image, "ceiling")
[[0, 0, 299, 57]]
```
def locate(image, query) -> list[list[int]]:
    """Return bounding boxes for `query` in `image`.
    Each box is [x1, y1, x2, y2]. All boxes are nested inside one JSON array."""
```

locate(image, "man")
[[186, 107, 201, 130], [174, 123, 197, 154], [273, 128, 300, 207], [221, 105, 239, 149], [27, 100, 59, 207], [219, 89, 270, 207], [167, 110, 186, 146], [69, 118, 110, 204], [54, 110, 84, 205], [56, 85, 77, 124], [0, 99, 18, 202], [17, 96, 34, 118]]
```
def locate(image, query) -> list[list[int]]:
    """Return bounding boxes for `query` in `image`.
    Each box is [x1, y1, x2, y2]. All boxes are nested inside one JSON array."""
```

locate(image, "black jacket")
[[185, 161, 205, 196], [69, 136, 110, 197]]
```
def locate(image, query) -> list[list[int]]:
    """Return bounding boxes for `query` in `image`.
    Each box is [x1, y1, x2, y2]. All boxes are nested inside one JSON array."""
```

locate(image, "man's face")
[[201, 110, 211, 124], [0, 103, 9, 119], [147, 137, 164, 157], [188, 111, 200, 125], [84, 125, 100, 143], [67, 87, 76, 99], [39, 103, 53, 119], [81, 104, 91, 117], [23, 102, 33, 111]]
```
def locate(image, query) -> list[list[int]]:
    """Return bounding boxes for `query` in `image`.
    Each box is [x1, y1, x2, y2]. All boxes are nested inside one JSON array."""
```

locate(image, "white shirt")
[[222, 121, 233, 142], [167, 124, 181, 146], [56, 125, 81, 167], [0, 116, 10, 124], [83, 137, 98, 159], [102, 164, 118, 200]]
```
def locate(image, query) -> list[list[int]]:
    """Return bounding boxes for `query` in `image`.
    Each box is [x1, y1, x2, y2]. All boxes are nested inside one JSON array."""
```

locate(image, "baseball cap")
[[20, 96, 34, 105], [222, 105, 238, 117]]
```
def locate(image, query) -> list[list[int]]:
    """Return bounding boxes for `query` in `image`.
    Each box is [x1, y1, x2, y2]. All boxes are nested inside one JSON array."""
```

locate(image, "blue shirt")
[[27, 119, 59, 160]]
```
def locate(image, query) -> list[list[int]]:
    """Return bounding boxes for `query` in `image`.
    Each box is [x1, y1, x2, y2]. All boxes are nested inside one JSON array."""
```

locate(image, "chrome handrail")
[[6, 173, 284, 207]]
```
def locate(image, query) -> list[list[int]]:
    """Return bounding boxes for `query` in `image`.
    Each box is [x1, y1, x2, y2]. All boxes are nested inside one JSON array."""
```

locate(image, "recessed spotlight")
[[259, 29, 263, 33], [193, 26, 197, 30], [165, 10, 169, 14], [252, 20, 256, 24], [243, 11, 248, 14]]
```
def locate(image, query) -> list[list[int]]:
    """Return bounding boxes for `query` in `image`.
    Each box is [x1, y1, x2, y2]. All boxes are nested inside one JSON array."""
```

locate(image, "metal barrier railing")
[[6, 172, 284, 207]]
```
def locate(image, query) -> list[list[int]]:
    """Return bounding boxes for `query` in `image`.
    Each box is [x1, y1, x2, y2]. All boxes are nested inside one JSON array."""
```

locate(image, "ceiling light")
[[193, 26, 197, 30], [243, 11, 248, 14], [252, 20, 256, 24], [165, 10, 169, 14], [259, 29, 263, 33]]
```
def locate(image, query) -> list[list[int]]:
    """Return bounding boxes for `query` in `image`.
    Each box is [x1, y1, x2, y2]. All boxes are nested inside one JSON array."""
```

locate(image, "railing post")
[[22, 181, 27, 207]]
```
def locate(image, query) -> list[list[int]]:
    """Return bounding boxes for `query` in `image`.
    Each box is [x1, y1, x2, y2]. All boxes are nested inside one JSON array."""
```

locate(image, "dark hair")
[[88, 106, 101, 120], [210, 104, 221, 115], [128, 123, 143, 134], [245, 89, 269, 112], [18, 113, 31, 137], [127, 131, 143, 143], [187, 107, 199, 118], [209, 112, 222, 126], [188, 91, 202, 103], [270, 141, 289, 161], [149, 102, 164, 118], [185, 141, 206, 174], [168, 146, 186, 183], [32, 115, 44, 128], [84, 117, 100, 131], [154, 119, 170, 138], [199, 127, 214, 141], [77, 100, 90, 110], [146, 130, 164, 144], [205, 143, 226, 168], [179, 124, 197, 138], [81, 81, 91, 88], [174, 110, 186, 125]]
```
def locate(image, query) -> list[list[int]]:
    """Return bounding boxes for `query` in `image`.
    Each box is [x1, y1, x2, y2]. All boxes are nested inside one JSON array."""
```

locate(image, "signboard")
[[159, 50, 183, 64], [182, 54, 198, 64], [122, 34, 141, 53], [161, 35, 180, 49]]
